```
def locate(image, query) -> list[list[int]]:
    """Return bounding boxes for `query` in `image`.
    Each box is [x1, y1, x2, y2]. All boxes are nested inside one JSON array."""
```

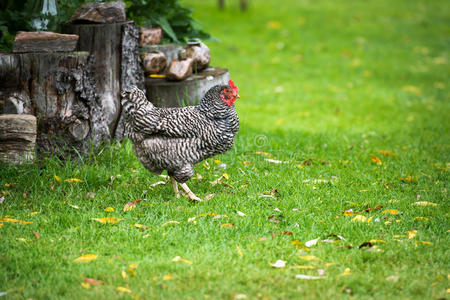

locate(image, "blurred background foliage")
[[0, 0, 211, 51]]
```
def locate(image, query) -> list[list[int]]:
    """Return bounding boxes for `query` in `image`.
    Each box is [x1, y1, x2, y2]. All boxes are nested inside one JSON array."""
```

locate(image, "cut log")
[[71, 1, 126, 24], [0, 52, 110, 158], [62, 21, 144, 140], [145, 67, 229, 107], [13, 31, 79, 53], [0, 114, 36, 163]]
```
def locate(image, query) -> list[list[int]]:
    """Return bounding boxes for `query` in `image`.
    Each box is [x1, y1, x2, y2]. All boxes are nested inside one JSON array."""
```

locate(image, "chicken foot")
[[179, 183, 202, 202]]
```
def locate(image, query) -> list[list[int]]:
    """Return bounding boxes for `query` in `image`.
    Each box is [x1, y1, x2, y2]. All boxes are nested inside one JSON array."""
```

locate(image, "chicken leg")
[[180, 183, 202, 202], [170, 177, 180, 198]]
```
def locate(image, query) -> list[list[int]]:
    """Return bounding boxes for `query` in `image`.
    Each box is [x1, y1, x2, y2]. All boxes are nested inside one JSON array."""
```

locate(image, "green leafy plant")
[[125, 0, 211, 44], [0, 0, 211, 52]]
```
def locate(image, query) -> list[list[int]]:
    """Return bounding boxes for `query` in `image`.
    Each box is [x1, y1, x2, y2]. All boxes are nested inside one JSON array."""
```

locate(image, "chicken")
[[121, 80, 240, 201]]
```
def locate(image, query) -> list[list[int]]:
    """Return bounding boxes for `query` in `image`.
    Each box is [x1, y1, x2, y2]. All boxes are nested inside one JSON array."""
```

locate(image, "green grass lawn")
[[1, 0, 449, 299]]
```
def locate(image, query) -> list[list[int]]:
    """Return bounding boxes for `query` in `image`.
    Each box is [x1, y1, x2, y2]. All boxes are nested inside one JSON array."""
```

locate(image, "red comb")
[[229, 79, 238, 93]]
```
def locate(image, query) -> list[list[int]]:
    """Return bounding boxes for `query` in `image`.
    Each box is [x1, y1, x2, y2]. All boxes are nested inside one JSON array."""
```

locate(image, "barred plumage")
[[121, 81, 240, 201]]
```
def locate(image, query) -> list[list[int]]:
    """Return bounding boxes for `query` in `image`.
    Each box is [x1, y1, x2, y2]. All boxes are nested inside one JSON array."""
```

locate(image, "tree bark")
[[62, 21, 144, 140], [0, 52, 110, 158], [0, 114, 36, 163]]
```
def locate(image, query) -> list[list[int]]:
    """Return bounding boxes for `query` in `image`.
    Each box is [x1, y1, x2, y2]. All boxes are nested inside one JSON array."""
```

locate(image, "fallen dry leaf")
[[81, 282, 91, 289], [339, 268, 351, 276], [204, 194, 216, 201], [299, 255, 320, 262], [54, 175, 62, 182], [305, 238, 320, 247], [150, 181, 166, 188], [104, 207, 115, 212], [163, 274, 173, 281], [408, 230, 418, 239], [236, 211, 246, 217], [236, 244, 243, 257], [0, 218, 32, 225], [16, 238, 27, 242], [123, 199, 143, 212], [74, 254, 98, 262], [83, 278, 105, 285], [365, 205, 383, 212], [295, 274, 324, 280], [172, 256, 193, 265], [32, 230, 40, 239], [65, 178, 83, 183], [121, 270, 128, 279], [270, 260, 286, 268], [414, 217, 429, 221], [296, 265, 315, 269], [116, 287, 131, 293], [413, 201, 438, 207], [161, 220, 180, 227], [370, 154, 382, 165], [351, 215, 367, 222], [221, 223, 235, 228], [378, 150, 397, 156], [382, 209, 402, 215], [90, 217, 122, 224], [416, 241, 433, 246]]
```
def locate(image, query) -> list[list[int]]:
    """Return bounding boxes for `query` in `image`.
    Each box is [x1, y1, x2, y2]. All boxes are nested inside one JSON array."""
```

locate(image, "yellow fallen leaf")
[[267, 20, 281, 29], [296, 265, 315, 269], [90, 217, 122, 224], [128, 268, 137, 277], [339, 268, 351, 276], [325, 262, 338, 267], [0, 218, 32, 225], [413, 201, 438, 207], [117, 287, 132, 293], [65, 178, 83, 183], [123, 199, 143, 212], [369, 240, 388, 244], [416, 241, 432, 246], [236, 244, 243, 257], [104, 207, 115, 212], [351, 215, 367, 222], [378, 150, 397, 156], [299, 255, 320, 262], [383, 209, 401, 215], [172, 256, 193, 265], [385, 221, 391, 225], [81, 282, 91, 289], [163, 274, 173, 281], [370, 154, 382, 165], [54, 175, 62, 182], [161, 220, 180, 227], [414, 217, 429, 221], [133, 223, 148, 230], [223, 173, 229, 180], [28, 211, 38, 216], [221, 223, 235, 228], [16, 238, 27, 242], [399, 176, 417, 183], [402, 85, 422, 96], [121, 270, 129, 279], [393, 235, 407, 238], [408, 230, 418, 239], [129, 264, 138, 269], [74, 254, 98, 262]]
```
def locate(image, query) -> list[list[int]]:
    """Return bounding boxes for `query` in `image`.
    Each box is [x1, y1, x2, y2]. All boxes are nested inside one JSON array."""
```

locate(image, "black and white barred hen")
[[121, 80, 239, 201]]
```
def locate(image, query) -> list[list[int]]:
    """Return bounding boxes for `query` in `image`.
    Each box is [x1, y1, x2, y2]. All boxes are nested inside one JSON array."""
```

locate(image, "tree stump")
[[0, 51, 110, 158], [62, 21, 144, 140], [0, 114, 37, 163], [145, 67, 229, 107]]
